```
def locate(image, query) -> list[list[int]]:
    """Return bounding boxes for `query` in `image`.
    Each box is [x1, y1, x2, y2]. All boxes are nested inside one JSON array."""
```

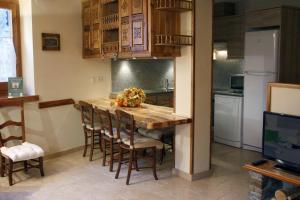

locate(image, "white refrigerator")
[[242, 30, 279, 152]]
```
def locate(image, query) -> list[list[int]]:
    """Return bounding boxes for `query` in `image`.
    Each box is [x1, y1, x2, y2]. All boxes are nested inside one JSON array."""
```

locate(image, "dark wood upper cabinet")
[[214, 15, 245, 59], [245, 8, 281, 30], [82, 0, 193, 59], [278, 7, 300, 84]]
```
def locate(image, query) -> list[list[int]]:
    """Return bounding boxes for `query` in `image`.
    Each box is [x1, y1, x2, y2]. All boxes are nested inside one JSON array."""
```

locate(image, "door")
[[131, 0, 148, 53], [243, 72, 277, 151], [119, 0, 132, 57], [244, 30, 279, 73]]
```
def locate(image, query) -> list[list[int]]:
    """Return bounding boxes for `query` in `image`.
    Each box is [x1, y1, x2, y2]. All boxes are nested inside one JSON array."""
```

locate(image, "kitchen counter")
[[214, 89, 244, 97], [76, 98, 191, 129]]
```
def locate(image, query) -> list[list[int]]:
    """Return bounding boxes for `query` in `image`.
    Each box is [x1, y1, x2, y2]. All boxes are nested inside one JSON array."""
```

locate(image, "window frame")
[[0, 0, 22, 96]]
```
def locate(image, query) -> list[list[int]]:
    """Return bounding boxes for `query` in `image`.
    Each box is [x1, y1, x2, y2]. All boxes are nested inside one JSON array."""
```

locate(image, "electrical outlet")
[[97, 76, 104, 82]]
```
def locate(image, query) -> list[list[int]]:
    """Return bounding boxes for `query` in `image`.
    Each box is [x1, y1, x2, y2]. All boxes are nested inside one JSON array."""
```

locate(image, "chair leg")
[[152, 147, 158, 180], [160, 148, 164, 165], [134, 150, 139, 171], [0, 156, 5, 177], [126, 150, 134, 185], [24, 161, 28, 173], [115, 146, 123, 179], [102, 139, 106, 166], [8, 159, 13, 186], [109, 139, 113, 172], [83, 132, 88, 157], [39, 157, 45, 177], [99, 133, 103, 153], [89, 133, 95, 161]]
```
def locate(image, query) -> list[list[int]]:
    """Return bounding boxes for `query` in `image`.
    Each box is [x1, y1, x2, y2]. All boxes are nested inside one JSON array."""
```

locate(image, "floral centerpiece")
[[115, 87, 146, 107]]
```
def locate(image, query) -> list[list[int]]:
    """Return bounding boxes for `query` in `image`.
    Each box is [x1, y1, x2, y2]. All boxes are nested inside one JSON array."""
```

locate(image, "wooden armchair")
[[114, 109, 164, 185], [0, 99, 44, 186]]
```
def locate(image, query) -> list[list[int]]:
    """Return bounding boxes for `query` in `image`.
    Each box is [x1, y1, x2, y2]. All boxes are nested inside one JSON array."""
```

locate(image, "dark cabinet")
[[279, 7, 300, 84], [144, 92, 174, 108], [245, 8, 281, 30], [214, 15, 244, 59]]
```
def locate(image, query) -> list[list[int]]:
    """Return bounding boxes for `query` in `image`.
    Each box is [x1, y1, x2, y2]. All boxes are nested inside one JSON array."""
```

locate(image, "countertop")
[[214, 89, 244, 97], [78, 98, 191, 129]]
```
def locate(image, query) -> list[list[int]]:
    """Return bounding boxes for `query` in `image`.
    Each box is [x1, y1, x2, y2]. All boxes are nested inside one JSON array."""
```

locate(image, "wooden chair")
[[114, 109, 164, 185], [94, 107, 119, 172], [0, 99, 44, 186], [79, 101, 103, 161], [138, 127, 174, 164]]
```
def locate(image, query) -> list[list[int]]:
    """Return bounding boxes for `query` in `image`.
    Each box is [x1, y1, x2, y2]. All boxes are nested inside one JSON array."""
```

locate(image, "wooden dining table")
[[78, 98, 192, 129]]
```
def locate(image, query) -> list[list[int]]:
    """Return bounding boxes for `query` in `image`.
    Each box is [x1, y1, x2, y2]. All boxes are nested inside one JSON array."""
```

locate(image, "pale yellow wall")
[[19, 0, 35, 95], [271, 87, 300, 116], [174, 12, 193, 174], [193, 0, 213, 174], [0, 0, 112, 155]]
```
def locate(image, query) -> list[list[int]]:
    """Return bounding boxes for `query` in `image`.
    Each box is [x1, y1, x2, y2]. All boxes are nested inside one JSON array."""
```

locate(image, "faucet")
[[164, 79, 169, 92]]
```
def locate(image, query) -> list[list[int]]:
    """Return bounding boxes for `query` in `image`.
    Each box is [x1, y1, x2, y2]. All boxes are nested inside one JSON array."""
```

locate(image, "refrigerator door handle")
[[244, 71, 277, 76]]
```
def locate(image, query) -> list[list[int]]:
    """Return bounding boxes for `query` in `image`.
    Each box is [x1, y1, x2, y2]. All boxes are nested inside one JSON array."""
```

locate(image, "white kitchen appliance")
[[242, 30, 279, 152], [214, 94, 243, 148]]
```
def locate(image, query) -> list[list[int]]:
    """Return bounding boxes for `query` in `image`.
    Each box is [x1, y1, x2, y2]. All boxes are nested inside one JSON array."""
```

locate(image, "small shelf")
[[102, 13, 119, 30], [154, 0, 193, 12], [155, 34, 193, 46]]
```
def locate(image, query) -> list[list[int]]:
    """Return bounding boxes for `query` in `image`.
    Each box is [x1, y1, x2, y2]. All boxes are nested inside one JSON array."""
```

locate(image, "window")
[[0, 0, 21, 96]]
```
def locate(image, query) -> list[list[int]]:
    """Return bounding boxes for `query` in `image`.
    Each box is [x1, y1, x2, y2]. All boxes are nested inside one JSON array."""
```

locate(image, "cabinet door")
[[245, 8, 281, 30], [119, 0, 132, 57], [214, 15, 244, 58], [131, 0, 148, 53], [82, 1, 91, 58], [90, 0, 101, 56], [279, 7, 300, 84]]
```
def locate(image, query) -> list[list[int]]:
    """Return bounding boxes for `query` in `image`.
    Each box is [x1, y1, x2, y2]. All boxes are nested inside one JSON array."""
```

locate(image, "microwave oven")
[[230, 74, 244, 90]]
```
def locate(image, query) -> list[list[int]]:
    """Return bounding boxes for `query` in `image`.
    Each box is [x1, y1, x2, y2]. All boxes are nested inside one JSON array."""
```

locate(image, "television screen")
[[263, 112, 300, 169]]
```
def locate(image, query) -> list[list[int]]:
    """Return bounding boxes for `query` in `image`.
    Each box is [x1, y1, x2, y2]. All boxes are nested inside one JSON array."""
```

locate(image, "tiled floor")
[[0, 143, 261, 200]]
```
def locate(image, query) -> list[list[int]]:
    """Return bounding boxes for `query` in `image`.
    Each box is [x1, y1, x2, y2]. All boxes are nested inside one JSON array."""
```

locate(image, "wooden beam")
[[39, 99, 75, 109]]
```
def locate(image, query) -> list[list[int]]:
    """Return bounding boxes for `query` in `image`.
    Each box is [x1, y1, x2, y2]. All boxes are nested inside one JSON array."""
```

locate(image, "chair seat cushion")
[[138, 127, 174, 140], [122, 134, 164, 150], [0, 142, 44, 162], [85, 123, 102, 131], [104, 128, 133, 141]]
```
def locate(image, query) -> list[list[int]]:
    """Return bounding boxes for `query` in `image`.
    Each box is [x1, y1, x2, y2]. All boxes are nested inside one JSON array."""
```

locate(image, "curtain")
[[0, 8, 16, 82]]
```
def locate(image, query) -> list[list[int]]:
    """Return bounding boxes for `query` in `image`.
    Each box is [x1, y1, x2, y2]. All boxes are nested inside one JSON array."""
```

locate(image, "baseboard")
[[44, 146, 84, 160], [172, 168, 213, 181]]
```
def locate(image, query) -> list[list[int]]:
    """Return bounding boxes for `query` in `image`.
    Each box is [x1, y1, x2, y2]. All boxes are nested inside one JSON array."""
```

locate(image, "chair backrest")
[[94, 107, 113, 136], [79, 101, 94, 129], [115, 109, 135, 146], [0, 99, 25, 147]]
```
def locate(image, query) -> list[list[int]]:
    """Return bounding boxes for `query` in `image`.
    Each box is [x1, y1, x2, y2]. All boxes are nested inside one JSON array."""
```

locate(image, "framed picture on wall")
[[42, 33, 60, 51]]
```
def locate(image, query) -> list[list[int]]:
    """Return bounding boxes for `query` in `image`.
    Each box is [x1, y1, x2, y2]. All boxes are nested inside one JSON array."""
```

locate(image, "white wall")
[[19, 0, 35, 95], [2, 0, 112, 155], [174, 11, 193, 174]]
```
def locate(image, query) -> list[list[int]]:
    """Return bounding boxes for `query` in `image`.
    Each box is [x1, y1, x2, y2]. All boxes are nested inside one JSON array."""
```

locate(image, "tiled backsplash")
[[213, 59, 244, 90], [111, 59, 174, 92]]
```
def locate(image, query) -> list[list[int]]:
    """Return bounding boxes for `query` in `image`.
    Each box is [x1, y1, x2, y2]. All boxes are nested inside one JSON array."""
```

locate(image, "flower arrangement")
[[115, 87, 146, 107]]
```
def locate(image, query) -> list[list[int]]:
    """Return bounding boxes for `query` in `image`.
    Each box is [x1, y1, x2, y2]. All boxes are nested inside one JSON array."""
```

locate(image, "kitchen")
[[212, 0, 300, 153]]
